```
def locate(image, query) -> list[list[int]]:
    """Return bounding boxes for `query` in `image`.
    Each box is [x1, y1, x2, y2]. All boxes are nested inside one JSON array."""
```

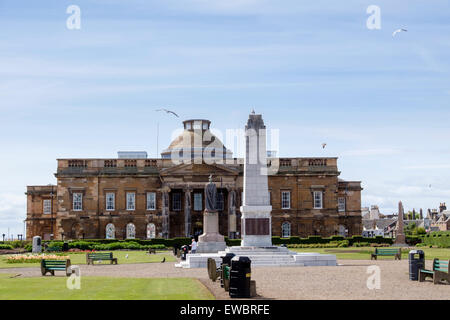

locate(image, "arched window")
[[282, 222, 291, 238], [147, 223, 156, 239], [106, 223, 115, 239], [126, 223, 136, 239]]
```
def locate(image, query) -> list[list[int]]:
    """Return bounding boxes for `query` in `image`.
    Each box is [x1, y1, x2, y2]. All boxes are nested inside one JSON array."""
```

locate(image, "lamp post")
[[2, 234, 4, 242]]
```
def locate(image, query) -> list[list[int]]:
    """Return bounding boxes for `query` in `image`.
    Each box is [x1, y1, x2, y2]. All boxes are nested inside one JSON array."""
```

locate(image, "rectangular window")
[[194, 193, 202, 211], [172, 193, 182, 211], [126, 192, 135, 211], [216, 193, 224, 211], [73, 193, 83, 211], [147, 192, 156, 211], [43, 199, 52, 214], [313, 191, 323, 209], [338, 197, 346, 212], [106, 193, 115, 211], [281, 191, 291, 209]]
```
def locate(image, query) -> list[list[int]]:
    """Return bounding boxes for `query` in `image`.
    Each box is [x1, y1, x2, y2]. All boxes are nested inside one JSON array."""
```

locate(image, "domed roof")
[[161, 119, 233, 160]]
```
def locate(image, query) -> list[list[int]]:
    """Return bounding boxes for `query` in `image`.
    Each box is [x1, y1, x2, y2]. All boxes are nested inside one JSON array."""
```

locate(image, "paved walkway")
[[1, 259, 449, 300]]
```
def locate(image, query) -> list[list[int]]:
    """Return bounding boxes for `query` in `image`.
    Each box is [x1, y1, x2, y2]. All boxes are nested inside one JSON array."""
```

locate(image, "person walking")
[[190, 238, 198, 254]]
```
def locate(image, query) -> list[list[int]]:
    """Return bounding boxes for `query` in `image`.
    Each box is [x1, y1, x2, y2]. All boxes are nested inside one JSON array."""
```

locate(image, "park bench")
[[86, 252, 118, 265], [41, 259, 72, 277], [419, 258, 450, 285], [371, 248, 401, 260]]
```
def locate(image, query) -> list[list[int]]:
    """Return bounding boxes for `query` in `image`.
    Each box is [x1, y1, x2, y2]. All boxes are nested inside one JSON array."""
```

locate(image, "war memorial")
[[177, 112, 337, 268]]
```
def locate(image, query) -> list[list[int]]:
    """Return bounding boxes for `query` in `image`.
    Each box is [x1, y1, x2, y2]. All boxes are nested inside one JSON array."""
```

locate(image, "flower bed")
[[6, 254, 70, 264]]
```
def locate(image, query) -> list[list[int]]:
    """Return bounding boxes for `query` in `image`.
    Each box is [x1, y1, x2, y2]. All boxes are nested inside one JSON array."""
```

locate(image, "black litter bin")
[[220, 253, 235, 288], [409, 250, 425, 281], [229, 256, 252, 298], [62, 242, 69, 252]]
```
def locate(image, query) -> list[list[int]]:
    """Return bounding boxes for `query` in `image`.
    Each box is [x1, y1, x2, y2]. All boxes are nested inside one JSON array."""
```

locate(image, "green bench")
[[371, 248, 401, 260], [86, 252, 118, 265], [41, 259, 72, 277], [419, 259, 450, 285]]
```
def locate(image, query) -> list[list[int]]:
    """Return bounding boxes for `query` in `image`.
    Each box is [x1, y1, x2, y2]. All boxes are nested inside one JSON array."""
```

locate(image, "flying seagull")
[[321, 143, 327, 149], [156, 108, 179, 118], [392, 28, 407, 37]]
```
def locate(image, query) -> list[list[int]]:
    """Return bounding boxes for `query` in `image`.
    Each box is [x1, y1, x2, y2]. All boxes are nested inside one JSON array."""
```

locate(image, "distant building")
[[429, 203, 450, 231], [25, 118, 363, 240], [362, 205, 394, 237], [362, 205, 382, 220]]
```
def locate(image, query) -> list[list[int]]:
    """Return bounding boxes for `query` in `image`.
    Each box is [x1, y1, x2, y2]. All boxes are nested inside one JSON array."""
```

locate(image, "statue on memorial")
[[229, 190, 236, 214], [205, 175, 217, 212]]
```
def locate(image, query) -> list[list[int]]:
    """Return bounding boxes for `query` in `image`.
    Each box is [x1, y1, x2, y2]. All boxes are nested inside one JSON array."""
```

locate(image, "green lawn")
[[0, 274, 214, 300], [0, 251, 176, 269], [291, 247, 450, 260]]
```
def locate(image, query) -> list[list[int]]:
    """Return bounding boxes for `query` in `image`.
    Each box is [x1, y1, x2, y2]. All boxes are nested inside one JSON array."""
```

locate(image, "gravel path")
[[1, 259, 449, 300]]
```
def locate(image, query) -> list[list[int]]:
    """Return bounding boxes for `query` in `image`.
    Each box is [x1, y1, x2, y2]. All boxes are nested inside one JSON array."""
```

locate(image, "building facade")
[[25, 119, 363, 240]]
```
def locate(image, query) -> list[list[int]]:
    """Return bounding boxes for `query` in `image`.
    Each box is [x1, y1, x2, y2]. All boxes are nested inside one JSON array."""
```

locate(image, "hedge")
[[421, 231, 450, 248], [0, 244, 14, 250], [272, 235, 393, 246], [38, 235, 399, 250]]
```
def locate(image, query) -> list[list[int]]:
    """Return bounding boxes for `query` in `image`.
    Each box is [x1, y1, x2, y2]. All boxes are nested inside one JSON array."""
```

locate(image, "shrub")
[[225, 238, 241, 247], [69, 241, 94, 250], [0, 244, 14, 250], [92, 242, 166, 251], [353, 242, 370, 247], [46, 241, 64, 250], [338, 240, 349, 248], [422, 231, 450, 248], [9, 240, 25, 248]]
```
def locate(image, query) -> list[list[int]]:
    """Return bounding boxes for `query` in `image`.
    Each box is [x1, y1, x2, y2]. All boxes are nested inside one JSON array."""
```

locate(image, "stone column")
[[184, 188, 192, 238], [240, 112, 273, 247], [394, 201, 407, 246], [161, 188, 170, 239]]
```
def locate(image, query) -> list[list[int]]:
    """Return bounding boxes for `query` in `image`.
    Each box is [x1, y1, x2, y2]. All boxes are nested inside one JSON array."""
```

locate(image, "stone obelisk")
[[197, 175, 226, 253], [240, 111, 273, 247], [393, 201, 407, 247]]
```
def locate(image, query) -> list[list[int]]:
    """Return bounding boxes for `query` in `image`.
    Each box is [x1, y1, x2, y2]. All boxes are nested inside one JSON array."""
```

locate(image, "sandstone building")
[[25, 119, 363, 240]]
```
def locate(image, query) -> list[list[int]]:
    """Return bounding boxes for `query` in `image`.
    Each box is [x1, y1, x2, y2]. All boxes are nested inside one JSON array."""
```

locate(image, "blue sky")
[[0, 0, 449, 237]]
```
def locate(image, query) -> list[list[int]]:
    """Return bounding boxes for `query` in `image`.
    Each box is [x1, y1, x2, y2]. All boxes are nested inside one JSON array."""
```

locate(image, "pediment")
[[160, 163, 239, 177]]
